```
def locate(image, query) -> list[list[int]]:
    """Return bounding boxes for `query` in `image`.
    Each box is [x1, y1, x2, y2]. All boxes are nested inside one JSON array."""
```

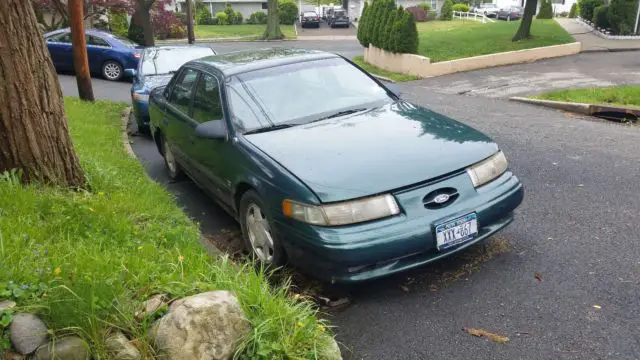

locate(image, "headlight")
[[467, 151, 508, 188], [133, 92, 149, 102], [282, 194, 400, 226]]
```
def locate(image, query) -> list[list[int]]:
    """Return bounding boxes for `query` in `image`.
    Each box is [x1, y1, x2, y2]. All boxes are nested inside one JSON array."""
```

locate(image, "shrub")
[[592, 5, 609, 28], [569, 3, 578, 17], [379, 2, 397, 50], [427, 10, 438, 20], [452, 3, 470, 12], [153, 8, 185, 39], [247, 11, 267, 24], [607, 0, 638, 35], [234, 11, 243, 24], [279, 1, 299, 25], [168, 23, 187, 38], [127, 15, 145, 44], [224, 3, 236, 22], [108, 10, 128, 37], [196, 7, 214, 25], [418, 2, 431, 11], [367, 0, 383, 46], [175, 11, 188, 25], [579, 0, 605, 23], [406, 6, 427, 21], [440, 0, 454, 20], [537, 0, 553, 19], [372, 0, 394, 46], [357, 1, 370, 47], [216, 11, 229, 25], [391, 8, 418, 54], [386, 7, 404, 52]]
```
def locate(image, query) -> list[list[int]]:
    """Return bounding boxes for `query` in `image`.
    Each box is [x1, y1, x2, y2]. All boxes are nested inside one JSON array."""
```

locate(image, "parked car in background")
[[301, 11, 320, 28], [472, 3, 500, 17], [496, 6, 523, 20], [127, 45, 215, 132], [328, 8, 349, 28], [147, 48, 524, 283], [44, 28, 141, 81]]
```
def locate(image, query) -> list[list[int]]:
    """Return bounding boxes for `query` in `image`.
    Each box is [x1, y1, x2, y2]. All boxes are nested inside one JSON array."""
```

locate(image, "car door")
[[86, 35, 111, 74], [185, 72, 235, 207], [162, 67, 200, 172], [46, 32, 73, 69]]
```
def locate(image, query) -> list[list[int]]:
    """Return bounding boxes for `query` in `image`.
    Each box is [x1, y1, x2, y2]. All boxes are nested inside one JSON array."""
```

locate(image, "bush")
[[406, 6, 427, 21], [175, 11, 188, 25], [386, 7, 404, 52], [418, 2, 431, 11], [216, 11, 229, 25], [391, 8, 418, 53], [153, 8, 185, 39], [427, 10, 438, 20], [569, 3, 578, 17], [452, 3, 470, 12], [592, 5, 610, 28], [279, 1, 299, 25], [127, 14, 145, 44], [379, 1, 397, 50], [108, 10, 128, 37], [168, 23, 187, 38], [579, 0, 605, 23], [357, 1, 370, 47], [197, 7, 214, 25], [440, 0, 453, 20], [234, 11, 243, 24], [247, 11, 267, 24], [224, 3, 236, 22], [607, 0, 638, 35], [537, 0, 553, 19]]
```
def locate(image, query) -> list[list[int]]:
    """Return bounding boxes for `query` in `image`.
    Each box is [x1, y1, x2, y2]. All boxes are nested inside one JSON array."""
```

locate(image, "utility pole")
[[68, 0, 94, 101], [186, 0, 195, 44]]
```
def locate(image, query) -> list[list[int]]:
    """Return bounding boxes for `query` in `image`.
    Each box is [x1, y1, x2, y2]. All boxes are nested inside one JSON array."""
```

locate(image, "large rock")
[[9, 313, 48, 355], [0, 300, 16, 312], [34, 336, 89, 360], [150, 291, 251, 360], [105, 331, 141, 360], [320, 335, 342, 360], [135, 293, 168, 321]]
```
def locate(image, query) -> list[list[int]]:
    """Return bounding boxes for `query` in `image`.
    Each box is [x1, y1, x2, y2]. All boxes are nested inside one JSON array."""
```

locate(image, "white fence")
[[453, 11, 495, 23]]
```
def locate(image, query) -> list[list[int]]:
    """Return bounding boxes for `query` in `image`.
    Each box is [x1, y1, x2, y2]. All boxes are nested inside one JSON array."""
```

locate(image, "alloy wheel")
[[245, 203, 275, 263], [103, 62, 121, 80]]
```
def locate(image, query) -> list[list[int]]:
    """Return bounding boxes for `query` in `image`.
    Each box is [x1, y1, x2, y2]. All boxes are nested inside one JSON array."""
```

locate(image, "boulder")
[[105, 331, 141, 360], [135, 293, 168, 320], [9, 313, 48, 355], [3, 351, 26, 360], [0, 300, 16, 312], [150, 291, 250, 360], [320, 335, 343, 360], [34, 336, 89, 360]]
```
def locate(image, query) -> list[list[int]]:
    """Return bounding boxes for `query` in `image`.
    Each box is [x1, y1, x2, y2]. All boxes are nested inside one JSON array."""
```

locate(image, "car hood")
[[140, 74, 174, 92], [245, 102, 498, 203]]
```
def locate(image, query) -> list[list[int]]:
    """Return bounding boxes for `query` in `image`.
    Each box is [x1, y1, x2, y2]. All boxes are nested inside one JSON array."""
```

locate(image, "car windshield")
[[141, 47, 214, 76], [227, 57, 392, 133]]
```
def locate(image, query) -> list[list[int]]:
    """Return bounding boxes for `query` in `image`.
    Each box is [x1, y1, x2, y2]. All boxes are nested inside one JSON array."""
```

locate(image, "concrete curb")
[[509, 97, 640, 121], [371, 74, 395, 83], [121, 107, 137, 158]]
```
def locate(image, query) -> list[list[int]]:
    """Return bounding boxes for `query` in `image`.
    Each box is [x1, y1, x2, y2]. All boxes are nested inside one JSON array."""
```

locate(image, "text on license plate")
[[435, 213, 478, 250]]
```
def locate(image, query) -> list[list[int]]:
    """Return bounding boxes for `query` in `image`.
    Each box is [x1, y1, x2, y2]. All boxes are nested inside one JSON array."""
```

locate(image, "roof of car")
[[189, 48, 340, 76]]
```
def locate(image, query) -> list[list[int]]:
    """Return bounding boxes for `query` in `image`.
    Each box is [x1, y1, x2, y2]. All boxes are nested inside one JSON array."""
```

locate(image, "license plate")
[[435, 213, 478, 250]]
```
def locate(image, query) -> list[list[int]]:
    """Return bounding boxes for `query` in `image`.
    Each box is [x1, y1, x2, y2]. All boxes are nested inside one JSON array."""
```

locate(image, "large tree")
[[0, 0, 86, 187], [512, 0, 538, 41], [32, 0, 130, 25], [264, 0, 283, 39]]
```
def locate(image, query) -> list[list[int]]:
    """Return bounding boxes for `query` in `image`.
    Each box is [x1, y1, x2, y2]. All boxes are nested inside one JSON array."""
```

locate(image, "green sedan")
[[148, 48, 524, 283]]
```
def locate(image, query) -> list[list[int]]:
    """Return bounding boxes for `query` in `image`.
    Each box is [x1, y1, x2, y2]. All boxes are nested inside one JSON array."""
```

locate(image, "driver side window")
[[192, 73, 223, 123], [169, 68, 198, 114]]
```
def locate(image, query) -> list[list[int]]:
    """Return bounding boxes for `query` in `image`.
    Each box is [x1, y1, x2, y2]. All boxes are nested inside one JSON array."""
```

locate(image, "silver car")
[[473, 3, 500, 17]]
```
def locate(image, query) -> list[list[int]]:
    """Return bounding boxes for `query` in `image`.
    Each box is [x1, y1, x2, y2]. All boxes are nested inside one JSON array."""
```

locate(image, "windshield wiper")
[[243, 124, 295, 135], [311, 108, 367, 123]]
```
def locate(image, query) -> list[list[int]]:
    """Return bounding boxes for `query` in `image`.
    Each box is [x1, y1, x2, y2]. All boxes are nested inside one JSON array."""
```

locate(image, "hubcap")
[[164, 141, 177, 174], [246, 203, 274, 263], [104, 63, 121, 80]]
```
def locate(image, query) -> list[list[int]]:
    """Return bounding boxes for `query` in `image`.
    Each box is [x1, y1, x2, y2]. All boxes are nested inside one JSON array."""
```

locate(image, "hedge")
[[452, 3, 470, 12], [357, 1, 370, 47], [592, 4, 609, 28], [357, 0, 418, 54], [607, 0, 638, 35], [247, 11, 267, 24], [440, 0, 453, 20], [537, 0, 554, 19], [279, 1, 299, 25], [569, 3, 578, 17], [108, 11, 128, 37], [579, 0, 605, 23]]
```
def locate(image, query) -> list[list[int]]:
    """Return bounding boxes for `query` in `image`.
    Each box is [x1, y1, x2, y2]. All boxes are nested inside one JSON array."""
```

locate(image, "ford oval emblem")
[[434, 194, 450, 204]]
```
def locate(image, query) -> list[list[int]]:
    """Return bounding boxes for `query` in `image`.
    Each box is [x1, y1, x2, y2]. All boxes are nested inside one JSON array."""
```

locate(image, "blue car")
[[44, 28, 141, 81], [127, 46, 216, 132]]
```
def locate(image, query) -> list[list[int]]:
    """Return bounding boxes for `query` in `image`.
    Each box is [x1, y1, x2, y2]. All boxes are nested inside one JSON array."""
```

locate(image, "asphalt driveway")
[[59, 48, 640, 359]]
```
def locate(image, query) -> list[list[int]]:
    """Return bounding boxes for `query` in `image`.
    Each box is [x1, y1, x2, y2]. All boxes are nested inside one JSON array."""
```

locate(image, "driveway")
[[59, 49, 640, 359]]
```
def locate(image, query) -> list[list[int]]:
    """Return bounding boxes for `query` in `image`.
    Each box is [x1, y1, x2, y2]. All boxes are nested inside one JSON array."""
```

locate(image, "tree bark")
[[69, 0, 94, 101], [512, 0, 537, 41], [0, 0, 86, 187], [186, 0, 195, 44], [264, 0, 283, 40], [134, 0, 155, 46]]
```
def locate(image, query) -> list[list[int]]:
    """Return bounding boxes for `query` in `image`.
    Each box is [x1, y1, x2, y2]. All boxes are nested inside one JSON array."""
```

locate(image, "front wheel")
[[239, 191, 286, 266], [102, 60, 123, 81]]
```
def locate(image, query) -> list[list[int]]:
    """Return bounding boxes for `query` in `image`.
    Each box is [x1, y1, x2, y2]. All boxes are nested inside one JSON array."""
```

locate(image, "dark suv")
[[301, 11, 320, 28], [328, 9, 349, 28]]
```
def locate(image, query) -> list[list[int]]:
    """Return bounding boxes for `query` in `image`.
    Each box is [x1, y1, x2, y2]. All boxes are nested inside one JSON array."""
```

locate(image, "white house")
[[172, 0, 268, 19]]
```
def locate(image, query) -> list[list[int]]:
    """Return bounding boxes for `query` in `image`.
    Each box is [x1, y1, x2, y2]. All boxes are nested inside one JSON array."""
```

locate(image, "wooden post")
[[68, 0, 94, 101], [186, 0, 195, 44]]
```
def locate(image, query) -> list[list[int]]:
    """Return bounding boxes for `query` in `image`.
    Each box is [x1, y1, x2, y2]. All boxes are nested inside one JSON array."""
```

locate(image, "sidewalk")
[[556, 18, 640, 52]]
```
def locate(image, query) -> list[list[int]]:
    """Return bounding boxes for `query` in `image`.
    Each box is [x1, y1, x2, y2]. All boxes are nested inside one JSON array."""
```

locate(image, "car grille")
[[423, 187, 459, 209]]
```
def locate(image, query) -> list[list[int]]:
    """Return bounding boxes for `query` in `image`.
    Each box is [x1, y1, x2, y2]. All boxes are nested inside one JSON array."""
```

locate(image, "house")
[[172, 0, 267, 19]]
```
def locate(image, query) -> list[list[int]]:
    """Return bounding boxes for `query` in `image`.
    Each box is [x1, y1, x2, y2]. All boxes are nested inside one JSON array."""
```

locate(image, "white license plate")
[[435, 213, 478, 250]]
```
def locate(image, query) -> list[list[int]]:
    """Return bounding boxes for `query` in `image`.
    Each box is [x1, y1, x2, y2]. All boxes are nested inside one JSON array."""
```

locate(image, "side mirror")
[[124, 69, 137, 77], [195, 120, 227, 140], [385, 83, 402, 97]]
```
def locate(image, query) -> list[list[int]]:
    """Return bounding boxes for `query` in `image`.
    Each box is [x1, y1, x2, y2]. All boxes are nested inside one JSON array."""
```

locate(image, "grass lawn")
[[417, 19, 574, 62], [195, 24, 296, 39], [533, 85, 640, 107], [0, 98, 334, 358], [352, 56, 421, 82]]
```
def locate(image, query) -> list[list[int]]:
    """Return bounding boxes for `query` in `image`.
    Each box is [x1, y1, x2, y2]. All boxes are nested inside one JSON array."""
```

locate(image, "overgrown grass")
[[417, 19, 574, 62], [0, 98, 334, 359], [533, 85, 640, 107], [352, 56, 421, 82], [195, 24, 296, 39]]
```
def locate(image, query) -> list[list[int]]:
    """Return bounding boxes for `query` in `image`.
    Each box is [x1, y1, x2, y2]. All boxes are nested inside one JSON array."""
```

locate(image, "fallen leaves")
[[463, 327, 510, 344], [534, 272, 543, 282]]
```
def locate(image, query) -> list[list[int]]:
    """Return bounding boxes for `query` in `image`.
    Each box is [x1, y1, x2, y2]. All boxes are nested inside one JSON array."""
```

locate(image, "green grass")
[[0, 98, 334, 359], [352, 56, 421, 82], [533, 85, 640, 107], [195, 24, 296, 39], [417, 19, 574, 62]]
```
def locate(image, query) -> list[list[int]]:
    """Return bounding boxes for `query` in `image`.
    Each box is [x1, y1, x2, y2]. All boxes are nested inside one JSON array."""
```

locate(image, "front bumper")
[[275, 171, 523, 282]]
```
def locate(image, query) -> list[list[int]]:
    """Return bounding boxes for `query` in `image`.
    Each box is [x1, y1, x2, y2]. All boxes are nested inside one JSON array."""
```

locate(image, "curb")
[[580, 48, 640, 53], [509, 97, 640, 121], [371, 74, 395, 83], [121, 107, 137, 159], [509, 97, 591, 115]]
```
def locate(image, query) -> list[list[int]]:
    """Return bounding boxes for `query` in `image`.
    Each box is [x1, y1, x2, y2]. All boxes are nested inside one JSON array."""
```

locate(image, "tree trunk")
[[135, 1, 155, 46], [186, 0, 195, 44], [69, 0, 94, 101], [264, 0, 283, 40], [512, 0, 537, 41], [0, 0, 86, 187]]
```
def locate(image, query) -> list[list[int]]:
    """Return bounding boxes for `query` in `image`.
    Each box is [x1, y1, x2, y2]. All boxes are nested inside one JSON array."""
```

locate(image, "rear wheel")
[[102, 60, 123, 81], [239, 191, 286, 266], [161, 135, 183, 180]]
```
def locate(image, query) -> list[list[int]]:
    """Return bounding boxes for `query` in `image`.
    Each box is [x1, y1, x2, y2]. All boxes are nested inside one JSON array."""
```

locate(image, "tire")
[[239, 190, 286, 266], [160, 135, 183, 181], [102, 60, 123, 81]]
